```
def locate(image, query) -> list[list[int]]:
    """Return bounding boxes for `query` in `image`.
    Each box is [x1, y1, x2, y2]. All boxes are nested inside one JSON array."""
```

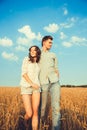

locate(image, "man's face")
[[43, 39, 53, 50]]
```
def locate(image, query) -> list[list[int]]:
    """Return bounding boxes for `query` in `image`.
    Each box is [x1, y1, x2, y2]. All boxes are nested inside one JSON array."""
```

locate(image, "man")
[[39, 35, 61, 130]]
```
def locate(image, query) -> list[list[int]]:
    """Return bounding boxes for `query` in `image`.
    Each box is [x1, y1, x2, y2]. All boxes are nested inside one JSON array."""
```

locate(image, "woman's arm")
[[23, 73, 39, 89], [21, 57, 39, 89], [23, 73, 33, 85]]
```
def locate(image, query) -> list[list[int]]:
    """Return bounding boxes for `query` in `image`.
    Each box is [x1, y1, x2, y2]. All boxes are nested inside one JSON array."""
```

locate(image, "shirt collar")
[[41, 48, 49, 53]]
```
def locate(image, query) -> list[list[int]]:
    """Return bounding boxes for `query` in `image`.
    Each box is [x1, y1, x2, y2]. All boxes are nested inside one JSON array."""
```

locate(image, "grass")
[[0, 87, 87, 130]]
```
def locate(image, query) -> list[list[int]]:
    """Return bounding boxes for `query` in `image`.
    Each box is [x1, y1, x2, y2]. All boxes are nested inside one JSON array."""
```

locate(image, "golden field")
[[0, 87, 87, 130]]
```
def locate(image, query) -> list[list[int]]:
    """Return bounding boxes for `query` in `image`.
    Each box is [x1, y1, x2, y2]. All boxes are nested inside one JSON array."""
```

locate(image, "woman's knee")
[[33, 108, 38, 116], [26, 110, 32, 119]]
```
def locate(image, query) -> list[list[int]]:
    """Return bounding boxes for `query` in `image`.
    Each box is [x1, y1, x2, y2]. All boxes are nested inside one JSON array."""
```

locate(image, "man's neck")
[[42, 46, 49, 52]]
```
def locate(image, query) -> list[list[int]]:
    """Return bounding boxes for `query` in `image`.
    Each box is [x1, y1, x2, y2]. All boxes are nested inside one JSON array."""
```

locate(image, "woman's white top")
[[20, 57, 40, 87]]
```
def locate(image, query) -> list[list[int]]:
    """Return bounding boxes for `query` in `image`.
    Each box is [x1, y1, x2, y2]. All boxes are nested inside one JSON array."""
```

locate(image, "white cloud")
[[35, 32, 42, 41], [17, 25, 42, 46], [2, 51, 18, 61], [60, 17, 78, 29], [17, 37, 29, 46], [67, 17, 79, 23], [62, 41, 72, 47], [71, 36, 87, 43], [60, 23, 73, 28], [18, 25, 36, 39], [60, 32, 67, 39], [0, 37, 13, 47], [63, 8, 68, 15], [18, 25, 42, 41], [44, 23, 59, 33], [62, 36, 87, 48], [15, 45, 26, 51]]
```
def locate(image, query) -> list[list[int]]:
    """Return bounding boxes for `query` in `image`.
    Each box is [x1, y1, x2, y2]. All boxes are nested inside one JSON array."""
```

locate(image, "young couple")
[[20, 35, 61, 130]]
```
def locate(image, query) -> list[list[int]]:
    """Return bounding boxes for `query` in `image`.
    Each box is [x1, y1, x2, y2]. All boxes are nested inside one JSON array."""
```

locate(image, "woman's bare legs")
[[32, 92, 40, 130], [22, 94, 32, 120]]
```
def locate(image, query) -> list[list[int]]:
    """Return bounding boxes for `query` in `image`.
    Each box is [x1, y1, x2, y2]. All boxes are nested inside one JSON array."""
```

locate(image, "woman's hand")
[[31, 83, 40, 89]]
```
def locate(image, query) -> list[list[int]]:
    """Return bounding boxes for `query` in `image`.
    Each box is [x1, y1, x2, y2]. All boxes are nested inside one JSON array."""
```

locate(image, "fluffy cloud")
[[35, 32, 42, 41], [17, 37, 29, 46], [62, 36, 87, 47], [0, 37, 13, 47], [60, 32, 67, 39], [15, 45, 26, 51], [18, 25, 42, 41], [71, 36, 87, 43], [62, 41, 72, 47], [18, 25, 36, 39], [44, 23, 59, 33], [63, 8, 68, 15], [2, 51, 18, 61], [60, 23, 73, 28], [17, 25, 42, 46], [60, 17, 78, 29]]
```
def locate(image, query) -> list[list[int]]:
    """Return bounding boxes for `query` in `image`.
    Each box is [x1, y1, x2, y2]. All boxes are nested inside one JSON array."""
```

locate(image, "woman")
[[20, 45, 41, 130]]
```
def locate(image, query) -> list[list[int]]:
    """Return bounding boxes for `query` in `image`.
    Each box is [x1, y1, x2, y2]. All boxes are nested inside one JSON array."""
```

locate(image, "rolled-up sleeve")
[[21, 57, 28, 75]]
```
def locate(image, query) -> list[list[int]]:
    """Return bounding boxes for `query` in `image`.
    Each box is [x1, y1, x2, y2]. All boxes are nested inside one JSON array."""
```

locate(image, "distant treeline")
[[61, 85, 87, 88]]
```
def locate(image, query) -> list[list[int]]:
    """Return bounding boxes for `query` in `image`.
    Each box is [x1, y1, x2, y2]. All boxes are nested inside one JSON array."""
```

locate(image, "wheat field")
[[0, 87, 87, 130]]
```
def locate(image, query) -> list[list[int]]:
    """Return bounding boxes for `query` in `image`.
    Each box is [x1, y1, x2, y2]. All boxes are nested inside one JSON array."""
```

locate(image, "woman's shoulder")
[[23, 56, 28, 61], [23, 56, 31, 63]]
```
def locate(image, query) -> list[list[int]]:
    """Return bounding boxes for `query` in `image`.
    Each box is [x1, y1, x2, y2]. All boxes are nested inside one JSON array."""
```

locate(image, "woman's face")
[[30, 47, 37, 57]]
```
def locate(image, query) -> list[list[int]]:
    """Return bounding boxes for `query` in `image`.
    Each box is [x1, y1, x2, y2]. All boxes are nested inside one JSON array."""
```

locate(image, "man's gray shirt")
[[39, 50, 59, 85]]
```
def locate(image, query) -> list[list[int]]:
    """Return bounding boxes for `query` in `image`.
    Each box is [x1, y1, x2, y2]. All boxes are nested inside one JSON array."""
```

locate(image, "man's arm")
[[54, 54, 59, 78]]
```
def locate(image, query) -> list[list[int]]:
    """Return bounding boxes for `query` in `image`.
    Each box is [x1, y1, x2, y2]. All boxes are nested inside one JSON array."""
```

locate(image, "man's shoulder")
[[49, 51, 56, 57]]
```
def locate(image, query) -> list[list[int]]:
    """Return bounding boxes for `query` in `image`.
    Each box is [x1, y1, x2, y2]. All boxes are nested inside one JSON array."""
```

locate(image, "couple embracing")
[[20, 35, 61, 130]]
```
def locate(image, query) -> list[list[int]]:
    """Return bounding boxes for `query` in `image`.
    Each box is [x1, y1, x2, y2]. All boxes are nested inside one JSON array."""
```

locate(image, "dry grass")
[[60, 87, 87, 130], [0, 87, 87, 130]]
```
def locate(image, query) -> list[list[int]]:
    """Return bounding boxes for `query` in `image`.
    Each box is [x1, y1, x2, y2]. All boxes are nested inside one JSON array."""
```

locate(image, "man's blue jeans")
[[40, 81, 61, 130]]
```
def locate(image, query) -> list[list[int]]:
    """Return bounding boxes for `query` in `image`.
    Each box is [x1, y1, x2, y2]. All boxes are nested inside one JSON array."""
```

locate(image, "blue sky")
[[0, 0, 87, 86]]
